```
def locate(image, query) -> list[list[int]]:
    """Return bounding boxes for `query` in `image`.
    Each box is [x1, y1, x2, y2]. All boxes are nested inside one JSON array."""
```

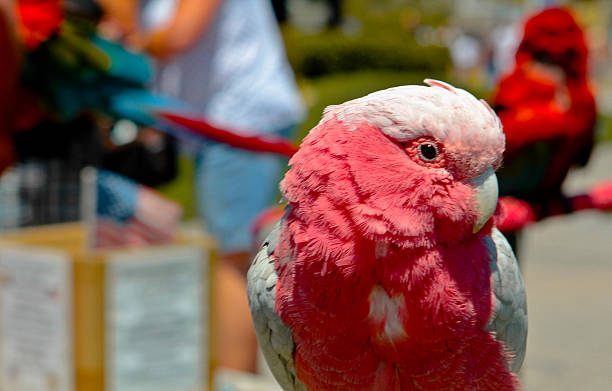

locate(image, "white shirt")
[[141, 0, 304, 134]]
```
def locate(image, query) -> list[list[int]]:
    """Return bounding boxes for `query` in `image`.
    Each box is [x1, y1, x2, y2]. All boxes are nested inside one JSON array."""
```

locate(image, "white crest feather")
[[318, 80, 504, 172]]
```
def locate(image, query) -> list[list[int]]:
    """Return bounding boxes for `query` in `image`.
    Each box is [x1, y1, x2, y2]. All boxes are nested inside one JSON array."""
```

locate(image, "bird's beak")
[[469, 167, 498, 233]]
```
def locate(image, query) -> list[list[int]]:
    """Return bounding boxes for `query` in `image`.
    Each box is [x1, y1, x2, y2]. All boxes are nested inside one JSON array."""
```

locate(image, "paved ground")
[[520, 143, 612, 390]]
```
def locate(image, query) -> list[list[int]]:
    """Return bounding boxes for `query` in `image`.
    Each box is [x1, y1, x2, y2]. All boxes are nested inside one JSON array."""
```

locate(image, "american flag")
[[83, 168, 182, 249]]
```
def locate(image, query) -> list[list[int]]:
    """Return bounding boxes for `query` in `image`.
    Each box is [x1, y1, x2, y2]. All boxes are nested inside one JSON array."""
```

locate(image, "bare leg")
[[213, 254, 258, 372]]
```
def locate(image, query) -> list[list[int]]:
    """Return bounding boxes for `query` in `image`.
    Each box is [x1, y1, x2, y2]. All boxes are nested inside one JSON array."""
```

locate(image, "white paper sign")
[[105, 246, 208, 391], [0, 246, 73, 391]]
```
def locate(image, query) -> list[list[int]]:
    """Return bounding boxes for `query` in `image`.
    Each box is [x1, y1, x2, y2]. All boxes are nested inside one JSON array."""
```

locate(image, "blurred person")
[[101, 0, 304, 372], [491, 7, 596, 252]]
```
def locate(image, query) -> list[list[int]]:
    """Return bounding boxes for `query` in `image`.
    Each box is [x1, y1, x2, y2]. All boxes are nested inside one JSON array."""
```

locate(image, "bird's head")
[[281, 80, 504, 249], [517, 7, 588, 78]]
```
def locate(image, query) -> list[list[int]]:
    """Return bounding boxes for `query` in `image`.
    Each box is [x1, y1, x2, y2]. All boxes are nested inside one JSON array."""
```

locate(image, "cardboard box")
[[0, 223, 216, 391]]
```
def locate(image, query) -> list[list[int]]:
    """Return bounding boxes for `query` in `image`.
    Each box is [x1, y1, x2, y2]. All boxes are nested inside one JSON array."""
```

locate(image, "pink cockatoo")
[[247, 80, 527, 391]]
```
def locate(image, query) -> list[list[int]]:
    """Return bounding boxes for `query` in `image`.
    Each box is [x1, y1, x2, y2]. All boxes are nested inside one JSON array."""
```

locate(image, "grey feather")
[[484, 228, 528, 373], [247, 223, 307, 391]]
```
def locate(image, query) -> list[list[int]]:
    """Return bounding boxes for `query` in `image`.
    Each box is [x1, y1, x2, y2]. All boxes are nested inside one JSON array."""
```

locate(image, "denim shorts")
[[195, 125, 295, 254]]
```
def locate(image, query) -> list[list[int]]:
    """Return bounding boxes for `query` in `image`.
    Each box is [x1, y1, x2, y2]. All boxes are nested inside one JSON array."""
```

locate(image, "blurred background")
[[0, 0, 611, 390], [164, 0, 612, 219]]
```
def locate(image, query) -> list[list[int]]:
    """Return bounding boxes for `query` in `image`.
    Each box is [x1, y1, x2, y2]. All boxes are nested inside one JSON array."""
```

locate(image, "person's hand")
[[140, 25, 190, 60], [140, 0, 224, 60], [140, 27, 170, 60], [97, 14, 145, 53]]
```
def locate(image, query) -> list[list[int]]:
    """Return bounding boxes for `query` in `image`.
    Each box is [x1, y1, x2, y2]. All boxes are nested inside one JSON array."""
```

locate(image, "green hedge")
[[284, 30, 450, 78]]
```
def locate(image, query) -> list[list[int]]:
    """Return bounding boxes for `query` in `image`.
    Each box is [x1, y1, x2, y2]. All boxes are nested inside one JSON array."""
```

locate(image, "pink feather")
[[272, 82, 519, 390]]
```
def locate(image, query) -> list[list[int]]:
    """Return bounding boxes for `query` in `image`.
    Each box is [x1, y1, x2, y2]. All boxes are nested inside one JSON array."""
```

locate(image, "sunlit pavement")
[[520, 143, 612, 390]]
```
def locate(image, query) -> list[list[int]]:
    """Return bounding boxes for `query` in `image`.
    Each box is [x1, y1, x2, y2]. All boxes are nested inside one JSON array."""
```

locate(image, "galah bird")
[[248, 80, 527, 391]]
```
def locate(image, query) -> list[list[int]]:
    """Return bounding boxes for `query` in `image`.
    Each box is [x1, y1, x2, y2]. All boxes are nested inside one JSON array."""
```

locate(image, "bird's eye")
[[419, 143, 438, 161]]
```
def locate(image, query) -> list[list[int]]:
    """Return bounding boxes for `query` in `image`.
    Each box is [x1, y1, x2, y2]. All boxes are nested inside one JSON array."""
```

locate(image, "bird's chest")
[[295, 259, 491, 354], [366, 284, 410, 345], [365, 275, 485, 352], [278, 240, 497, 389]]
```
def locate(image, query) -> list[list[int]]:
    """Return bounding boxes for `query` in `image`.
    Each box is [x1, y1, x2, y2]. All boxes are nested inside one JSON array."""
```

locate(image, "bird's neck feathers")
[[275, 202, 496, 355]]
